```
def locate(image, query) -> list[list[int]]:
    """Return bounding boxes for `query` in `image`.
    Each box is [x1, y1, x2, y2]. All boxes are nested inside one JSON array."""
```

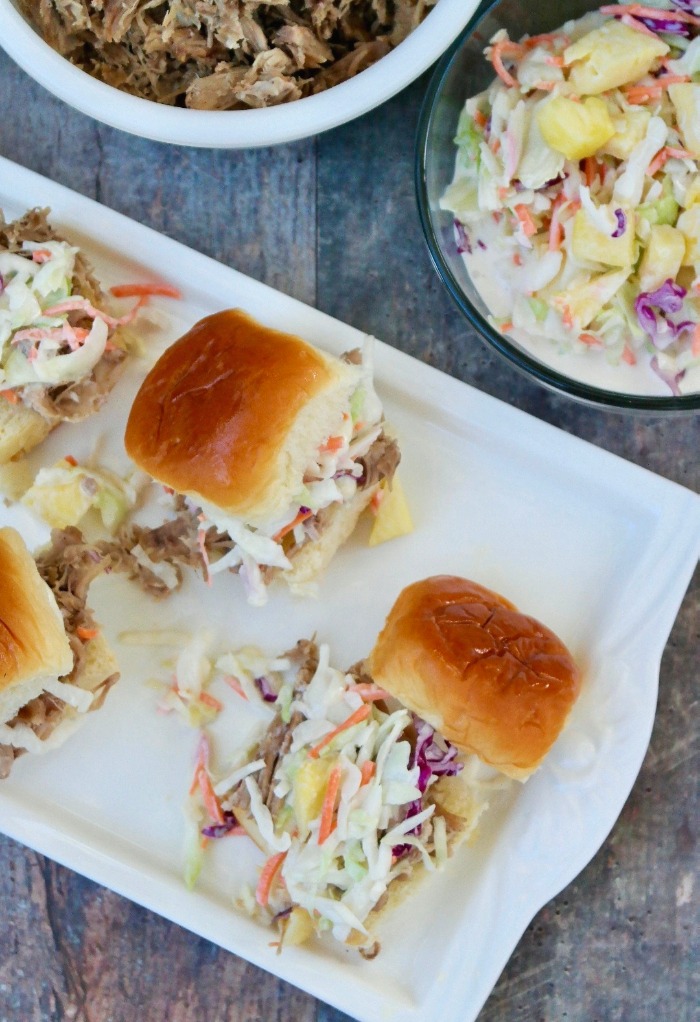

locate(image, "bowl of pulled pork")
[[0, 0, 480, 147]]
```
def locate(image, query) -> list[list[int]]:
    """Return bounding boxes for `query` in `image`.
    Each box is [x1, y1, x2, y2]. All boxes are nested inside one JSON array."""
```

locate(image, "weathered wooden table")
[[0, 42, 698, 1022]]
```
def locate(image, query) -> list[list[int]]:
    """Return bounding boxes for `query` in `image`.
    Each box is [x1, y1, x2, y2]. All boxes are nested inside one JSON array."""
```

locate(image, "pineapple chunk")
[[668, 84, 700, 158], [676, 206, 700, 265], [638, 225, 686, 291], [283, 907, 315, 947], [564, 21, 668, 95], [368, 474, 413, 547], [292, 757, 333, 835], [22, 457, 94, 528], [684, 178, 700, 208], [601, 109, 651, 161], [571, 208, 636, 268], [537, 96, 614, 161], [551, 268, 630, 329]]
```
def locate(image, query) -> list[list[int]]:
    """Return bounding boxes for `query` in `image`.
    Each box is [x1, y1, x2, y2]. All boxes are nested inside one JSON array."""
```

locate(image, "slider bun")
[[125, 309, 361, 524], [0, 527, 73, 711], [367, 576, 582, 780]]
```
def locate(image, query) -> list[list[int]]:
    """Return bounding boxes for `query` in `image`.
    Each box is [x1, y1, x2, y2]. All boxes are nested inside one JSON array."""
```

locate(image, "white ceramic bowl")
[[0, 0, 480, 148]]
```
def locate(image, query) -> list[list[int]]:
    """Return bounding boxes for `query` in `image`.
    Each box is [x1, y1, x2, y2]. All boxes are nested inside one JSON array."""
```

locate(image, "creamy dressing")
[[462, 216, 700, 396]]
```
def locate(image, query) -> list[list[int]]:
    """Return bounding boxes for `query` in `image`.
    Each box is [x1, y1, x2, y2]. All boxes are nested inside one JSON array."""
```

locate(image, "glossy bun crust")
[[368, 576, 581, 779], [125, 309, 345, 518], [0, 527, 72, 694]]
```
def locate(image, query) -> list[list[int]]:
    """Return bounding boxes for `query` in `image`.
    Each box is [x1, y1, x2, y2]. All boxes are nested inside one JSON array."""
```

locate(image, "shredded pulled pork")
[[1, 208, 127, 422], [225, 639, 319, 814], [112, 429, 400, 598], [0, 528, 117, 779], [19, 0, 437, 109]]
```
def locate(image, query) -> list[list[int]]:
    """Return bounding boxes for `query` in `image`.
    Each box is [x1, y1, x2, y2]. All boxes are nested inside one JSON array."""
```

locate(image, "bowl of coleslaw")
[[416, 0, 700, 410], [0, 0, 481, 149]]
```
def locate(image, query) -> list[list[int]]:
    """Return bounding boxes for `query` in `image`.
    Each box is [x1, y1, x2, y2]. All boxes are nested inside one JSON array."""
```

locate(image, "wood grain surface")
[[0, 39, 698, 1022]]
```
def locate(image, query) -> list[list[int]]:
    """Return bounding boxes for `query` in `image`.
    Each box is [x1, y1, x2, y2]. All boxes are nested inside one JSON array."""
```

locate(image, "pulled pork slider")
[[0, 208, 128, 464], [124, 308, 399, 604], [216, 577, 580, 954], [368, 575, 582, 780], [0, 527, 119, 778]]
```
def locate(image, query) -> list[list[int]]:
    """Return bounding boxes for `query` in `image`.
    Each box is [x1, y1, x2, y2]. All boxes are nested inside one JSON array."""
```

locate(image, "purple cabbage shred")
[[611, 208, 626, 238], [393, 717, 463, 858], [650, 356, 685, 396], [0, 273, 4, 296], [201, 811, 239, 839], [477, 239, 487, 250], [636, 13, 691, 35], [255, 676, 278, 702], [634, 280, 695, 350], [671, 0, 700, 13], [454, 219, 472, 255]]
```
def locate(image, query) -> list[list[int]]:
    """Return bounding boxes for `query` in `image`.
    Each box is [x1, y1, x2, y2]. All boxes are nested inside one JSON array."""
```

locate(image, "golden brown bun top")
[[125, 309, 344, 517], [367, 576, 582, 779], [0, 527, 73, 694]]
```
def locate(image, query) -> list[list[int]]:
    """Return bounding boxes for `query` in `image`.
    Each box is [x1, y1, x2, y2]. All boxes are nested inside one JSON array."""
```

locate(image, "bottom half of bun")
[[0, 631, 119, 778]]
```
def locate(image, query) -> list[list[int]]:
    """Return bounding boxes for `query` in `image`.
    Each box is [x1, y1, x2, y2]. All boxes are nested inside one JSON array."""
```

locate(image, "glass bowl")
[[415, 0, 700, 412]]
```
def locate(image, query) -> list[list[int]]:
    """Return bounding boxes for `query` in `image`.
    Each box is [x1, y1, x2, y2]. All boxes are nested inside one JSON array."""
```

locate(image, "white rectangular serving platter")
[[0, 154, 699, 1022]]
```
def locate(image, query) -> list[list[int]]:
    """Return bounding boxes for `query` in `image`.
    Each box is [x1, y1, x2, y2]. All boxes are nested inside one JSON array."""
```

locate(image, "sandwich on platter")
[[0, 208, 134, 463], [197, 575, 581, 954], [124, 308, 400, 605], [0, 526, 119, 778]]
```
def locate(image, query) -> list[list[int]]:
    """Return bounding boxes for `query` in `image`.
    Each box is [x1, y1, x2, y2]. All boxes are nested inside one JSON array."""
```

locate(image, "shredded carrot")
[[523, 32, 570, 49], [692, 324, 700, 357], [360, 761, 376, 786], [308, 704, 371, 760], [198, 768, 224, 824], [352, 683, 391, 702], [498, 186, 510, 200], [199, 691, 223, 712], [619, 11, 662, 37], [489, 39, 525, 88], [561, 307, 574, 329], [600, 4, 700, 26], [548, 197, 566, 252], [621, 344, 637, 365], [370, 488, 385, 514], [473, 109, 488, 128], [513, 252, 523, 266], [272, 508, 313, 543], [319, 435, 345, 453], [317, 764, 342, 845], [63, 454, 79, 467], [109, 282, 182, 299], [255, 851, 287, 906], [500, 321, 514, 333], [0, 389, 19, 404], [647, 146, 695, 177], [76, 626, 98, 640], [584, 157, 599, 188], [514, 204, 537, 237], [223, 675, 248, 700], [532, 80, 557, 91], [625, 76, 690, 105], [579, 333, 603, 347], [31, 249, 52, 263], [545, 55, 564, 67], [490, 137, 501, 155]]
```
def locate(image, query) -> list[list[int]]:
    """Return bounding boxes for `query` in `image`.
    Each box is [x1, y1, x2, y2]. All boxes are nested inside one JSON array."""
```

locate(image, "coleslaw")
[[441, 0, 700, 395], [173, 638, 498, 950]]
